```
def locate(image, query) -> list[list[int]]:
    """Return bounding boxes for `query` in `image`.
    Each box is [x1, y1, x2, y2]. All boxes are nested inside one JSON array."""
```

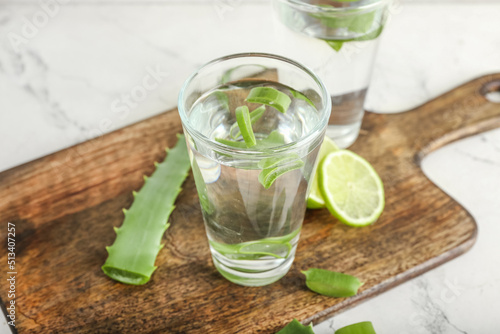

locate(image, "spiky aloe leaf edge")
[[102, 134, 191, 285]]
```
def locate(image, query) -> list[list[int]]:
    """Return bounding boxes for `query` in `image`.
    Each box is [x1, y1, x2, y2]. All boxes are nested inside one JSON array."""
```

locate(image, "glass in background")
[[273, 0, 390, 148]]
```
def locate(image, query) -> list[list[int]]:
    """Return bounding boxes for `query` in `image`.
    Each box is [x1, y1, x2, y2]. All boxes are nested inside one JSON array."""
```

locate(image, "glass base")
[[211, 249, 296, 287], [325, 122, 362, 148]]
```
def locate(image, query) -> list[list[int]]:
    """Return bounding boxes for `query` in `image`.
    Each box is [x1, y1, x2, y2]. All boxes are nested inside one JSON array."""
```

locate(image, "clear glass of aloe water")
[[178, 53, 331, 286], [273, 0, 390, 148]]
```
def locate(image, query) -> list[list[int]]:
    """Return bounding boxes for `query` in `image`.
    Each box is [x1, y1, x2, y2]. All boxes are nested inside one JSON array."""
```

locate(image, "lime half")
[[307, 137, 339, 209], [319, 150, 384, 226]]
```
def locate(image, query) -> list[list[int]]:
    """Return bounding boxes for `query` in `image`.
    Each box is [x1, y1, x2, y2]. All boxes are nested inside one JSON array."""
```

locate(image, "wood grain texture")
[[1, 73, 500, 333]]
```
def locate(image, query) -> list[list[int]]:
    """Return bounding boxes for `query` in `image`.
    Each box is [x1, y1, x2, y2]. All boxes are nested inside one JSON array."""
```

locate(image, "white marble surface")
[[1, 1, 500, 333]]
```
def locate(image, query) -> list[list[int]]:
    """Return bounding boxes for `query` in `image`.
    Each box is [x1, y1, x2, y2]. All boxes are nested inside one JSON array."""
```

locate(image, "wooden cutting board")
[[1, 74, 500, 334]]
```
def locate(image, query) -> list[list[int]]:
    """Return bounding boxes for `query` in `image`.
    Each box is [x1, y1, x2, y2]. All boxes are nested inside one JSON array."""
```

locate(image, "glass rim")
[[177, 52, 331, 159], [275, 0, 391, 13]]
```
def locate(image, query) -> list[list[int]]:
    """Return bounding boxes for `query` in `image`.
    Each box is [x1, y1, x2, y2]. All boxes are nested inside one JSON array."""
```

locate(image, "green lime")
[[307, 136, 339, 209], [319, 150, 384, 226]]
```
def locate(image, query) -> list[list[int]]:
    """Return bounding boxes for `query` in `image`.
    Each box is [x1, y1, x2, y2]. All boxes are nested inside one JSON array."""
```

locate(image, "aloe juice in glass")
[[178, 54, 330, 286], [273, 0, 390, 148]]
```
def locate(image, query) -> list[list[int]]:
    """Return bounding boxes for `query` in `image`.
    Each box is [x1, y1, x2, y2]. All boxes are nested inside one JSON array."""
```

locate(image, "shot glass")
[[178, 53, 331, 286], [273, 0, 390, 148]]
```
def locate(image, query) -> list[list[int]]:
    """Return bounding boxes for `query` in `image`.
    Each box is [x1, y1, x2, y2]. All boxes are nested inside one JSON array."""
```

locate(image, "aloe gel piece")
[[277, 319, 314, 334], [302, 268, 362, 297]]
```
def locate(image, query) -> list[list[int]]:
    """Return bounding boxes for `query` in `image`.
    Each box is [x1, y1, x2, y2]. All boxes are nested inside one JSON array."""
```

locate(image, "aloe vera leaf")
[[335, 322, 377, 334], [256, 130, 286, 148], [302, 268, 362, 297], [209, 228, 300, 260], [230, 105, 266, 139], [191, 156, 214, 215], [215, 137, 248, 148], [215, 130, 285, 151], [258, 153, 302, 169], [258, 153, 304, 189], [239, 242, 291, 259], [311, 3, 383, 52], [320, 10, 375, 33], [235, 105, 257, 147], [311, 4, 375, 32], [221, 64, 268, 84], [326, 40, 344, 52], [324, 24, 384, 52], [102, 134, 191, 285], [277, 319, 315, 334], [246, 87, 291, 114], [213, 90, 229, 110], [289, 89, 316, 108]]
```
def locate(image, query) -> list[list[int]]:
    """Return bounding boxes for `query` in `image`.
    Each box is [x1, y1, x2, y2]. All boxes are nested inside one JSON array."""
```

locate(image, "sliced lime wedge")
[[235, 105, 256, 148], [319, 150, 384, 226], [307, 136, 339, 209], [246, 87, 291, 114]]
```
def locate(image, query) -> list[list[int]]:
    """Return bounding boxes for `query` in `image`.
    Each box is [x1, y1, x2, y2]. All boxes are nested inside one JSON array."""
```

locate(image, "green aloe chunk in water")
[[215, 130, 285, 150], [235, 105, 257, 147], [210, 228, 300, 260], [290, 89, 316, 108], [230, 105, 266, 140], [309, 4, 384, 52], [259, 153, 304, 189], [246, 87, 291, 113]]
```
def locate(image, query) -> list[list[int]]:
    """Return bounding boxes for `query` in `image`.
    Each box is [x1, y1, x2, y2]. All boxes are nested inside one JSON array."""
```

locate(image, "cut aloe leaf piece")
[[290, 89, 316, 108], [191, 156, 214, 215], [213, 90, 229, 110], [326, 40, 344, 51], [209, 228, 300, 260], [246, 87, 291, 113], [312, 5, 375, 33], [302, 268, 362, 297], [238, 242, 291, 259], [277, 319, 315, 334], [259, 153, 304, 189], [230, 105, 266, 139], [216, 130, 285, 150], [102, 135, 191, 285], [215, 137, 247, 148], [256, 130, 285, 148], [235, 105, 257, 147], [258, 153, 302, 170], [221, 64, 268, 84], [335, 321, 377, 334], [324, 24, 385, 52]]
